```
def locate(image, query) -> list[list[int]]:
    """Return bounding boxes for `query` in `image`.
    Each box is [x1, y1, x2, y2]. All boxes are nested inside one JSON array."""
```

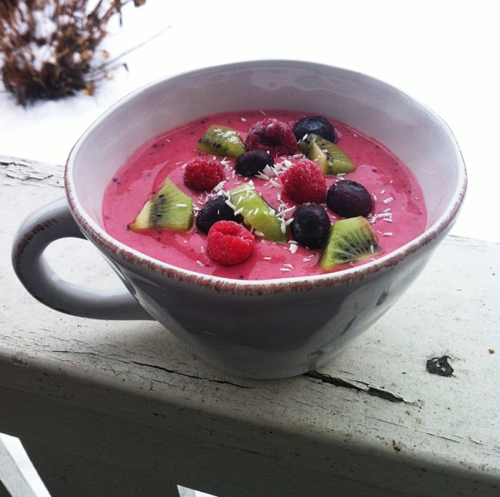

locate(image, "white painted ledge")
[[0, 434, 50, 497], [0, 160, 498, 496]]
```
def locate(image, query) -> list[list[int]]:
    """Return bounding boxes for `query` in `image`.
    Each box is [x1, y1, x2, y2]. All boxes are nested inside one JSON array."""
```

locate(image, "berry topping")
[[293, 116, 337, 143], [235, 150, 274, 177], [244, 118, 297, 157], [326, 179, 373, 218], [291, 203, 331, 249], [196, 194, 240, 234], [281, 159, 327, 204], [207, 221, 255, 266], [183, 157, 225, 191]]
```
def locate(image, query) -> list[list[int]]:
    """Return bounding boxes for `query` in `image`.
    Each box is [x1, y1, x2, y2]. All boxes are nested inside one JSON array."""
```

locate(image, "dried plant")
[[0, 0, 147, 106]]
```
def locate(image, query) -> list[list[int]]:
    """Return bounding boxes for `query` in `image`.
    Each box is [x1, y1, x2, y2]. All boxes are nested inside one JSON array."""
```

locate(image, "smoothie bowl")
[[12, 60, 467, 379]]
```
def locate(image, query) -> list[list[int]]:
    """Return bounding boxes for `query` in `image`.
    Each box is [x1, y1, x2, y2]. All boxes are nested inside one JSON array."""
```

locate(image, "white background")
[[1, 0, 499, 246]]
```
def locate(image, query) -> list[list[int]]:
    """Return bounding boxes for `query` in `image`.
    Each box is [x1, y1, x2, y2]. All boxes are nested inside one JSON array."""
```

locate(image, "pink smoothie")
[[102, 110, 426, 280]]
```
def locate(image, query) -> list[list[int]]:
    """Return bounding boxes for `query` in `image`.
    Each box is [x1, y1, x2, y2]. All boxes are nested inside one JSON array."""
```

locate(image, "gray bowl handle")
[[12, 197, 153, 320]]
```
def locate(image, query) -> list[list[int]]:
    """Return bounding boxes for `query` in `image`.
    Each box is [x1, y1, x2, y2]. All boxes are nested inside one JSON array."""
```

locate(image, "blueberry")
[[196, 195, 239, 234], [234, 150, 274, 177], [291, 203, 331, 249], [326, 180, 373, 218], [293, 116, 337, 143]]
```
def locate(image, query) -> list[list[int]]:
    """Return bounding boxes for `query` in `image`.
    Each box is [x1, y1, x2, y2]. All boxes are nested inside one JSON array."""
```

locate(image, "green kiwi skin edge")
[[129, 179, 193, 232], [320, 216, 380, 270]]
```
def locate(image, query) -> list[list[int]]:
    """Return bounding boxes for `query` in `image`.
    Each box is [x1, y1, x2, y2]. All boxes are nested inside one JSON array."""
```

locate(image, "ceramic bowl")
[[12, 60, 467, 378]]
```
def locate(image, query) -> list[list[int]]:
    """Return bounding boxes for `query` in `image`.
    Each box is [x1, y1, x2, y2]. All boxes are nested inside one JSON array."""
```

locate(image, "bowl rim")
[[65, 59, 468, 293]]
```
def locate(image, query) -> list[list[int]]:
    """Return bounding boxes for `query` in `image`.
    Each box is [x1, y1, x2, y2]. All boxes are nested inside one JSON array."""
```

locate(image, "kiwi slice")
[[129, 179, 193, 232], [196, 124, 245, 158], [319, 216, 380, 270], [228, 183, 287, 243], [300, 134, 356, 175]]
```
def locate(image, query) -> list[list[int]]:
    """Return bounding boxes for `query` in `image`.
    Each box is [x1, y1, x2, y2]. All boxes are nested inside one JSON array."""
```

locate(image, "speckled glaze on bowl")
[[12, 60, 467, 379]]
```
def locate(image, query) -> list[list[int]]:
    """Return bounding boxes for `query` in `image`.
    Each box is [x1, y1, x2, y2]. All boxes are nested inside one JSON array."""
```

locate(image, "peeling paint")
[[0, 155, 63, 188]]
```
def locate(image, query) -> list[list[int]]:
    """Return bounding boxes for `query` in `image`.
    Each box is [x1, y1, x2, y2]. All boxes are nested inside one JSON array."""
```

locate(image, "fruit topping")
[[207, 221, 255, 266], [281, 158, 327, 204], [183, 157, 226, 191], [244, 118, 297, 157], [128, 113, 388, 272], [291, 203, 331, 249], [196, 194, 240, 234], [235, 150, 274, 177], [300, 134, 355, 175], [293, 116, 337, 143], [228, 183, 287, 243], [319, 216, 380, 270], [326, 179, 373, 218], [196, 124, 245, 158], [129, 179, 193, 232]]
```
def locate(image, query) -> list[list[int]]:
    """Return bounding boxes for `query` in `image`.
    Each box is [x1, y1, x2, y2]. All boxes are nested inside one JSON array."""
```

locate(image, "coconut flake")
[[255, 172, 270, 181], [213, 180, 226, 192]]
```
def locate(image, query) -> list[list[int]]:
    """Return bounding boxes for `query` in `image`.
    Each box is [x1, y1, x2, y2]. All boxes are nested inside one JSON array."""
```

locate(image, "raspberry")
[[281, 159, 327, 204], [207, 221, 255, 266], [244, 118, 297, 157], [183, 157, 225, 191]]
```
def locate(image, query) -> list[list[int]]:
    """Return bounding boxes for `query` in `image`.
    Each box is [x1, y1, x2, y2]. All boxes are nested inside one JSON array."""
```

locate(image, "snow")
[[30, 42, 57, 71], [33, 7, 57, 39], [1, 0, 499, 244]]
